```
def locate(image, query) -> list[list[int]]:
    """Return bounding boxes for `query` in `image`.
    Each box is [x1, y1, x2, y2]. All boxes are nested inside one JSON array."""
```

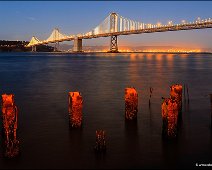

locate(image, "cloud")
[[26, 17, 36, 21]]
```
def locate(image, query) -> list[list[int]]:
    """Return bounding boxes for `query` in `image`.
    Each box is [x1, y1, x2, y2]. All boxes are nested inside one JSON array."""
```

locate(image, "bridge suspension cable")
[[46, 28, 68, 42], [26, 36, 40, 47], [26, 12, 212, 48], [83, 13, 150, 36]]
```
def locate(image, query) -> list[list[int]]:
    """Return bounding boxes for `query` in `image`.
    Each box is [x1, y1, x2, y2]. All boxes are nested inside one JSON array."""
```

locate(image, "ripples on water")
[[0, 52, 212, 168]]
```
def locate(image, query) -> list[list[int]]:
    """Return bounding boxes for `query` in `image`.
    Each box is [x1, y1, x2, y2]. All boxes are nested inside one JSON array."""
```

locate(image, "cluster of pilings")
[[68, 87, 139, 153], [1, 94, 19, 158], [1, 86, 210, 156], [161, 84, 183, 138]]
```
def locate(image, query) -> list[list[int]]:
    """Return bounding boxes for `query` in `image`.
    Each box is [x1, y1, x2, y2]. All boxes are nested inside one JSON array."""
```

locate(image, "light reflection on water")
[[0, 52, 212, 168]]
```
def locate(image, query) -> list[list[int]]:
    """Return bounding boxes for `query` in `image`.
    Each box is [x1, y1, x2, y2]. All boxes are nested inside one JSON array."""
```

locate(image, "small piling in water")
[[186, 84, 190, 104], [125, 87, 138, 120], [210, 94, 212, 128], [1, 94, 19, 158], [149, 87, 153, 107], [94, 130, 106, 152], [183, 84, 186, 102], [68, 92, 83, 128], [183, 84, 190, 111], [161, 98, 179, 138]]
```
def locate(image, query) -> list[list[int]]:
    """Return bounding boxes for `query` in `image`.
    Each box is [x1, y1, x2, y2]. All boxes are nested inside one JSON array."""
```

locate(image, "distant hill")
[[58, 44, 211, 52], [1, 41, 211, 53], [58, 44, 176, 51]]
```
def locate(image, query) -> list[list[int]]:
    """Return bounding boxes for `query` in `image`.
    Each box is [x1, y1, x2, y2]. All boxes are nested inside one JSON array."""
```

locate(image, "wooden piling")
[[186, 84, 190, 104], [94, 130, 106, 152], [183, 84, 186, 102], [149, 87, 153, 107], [68, 92, 83, 128], [1, 94, 19, 158], [210, 94, 212, 128], [170, 84, 183, 114], [161, 98, 178, 138], [125, 87, 138, 120]]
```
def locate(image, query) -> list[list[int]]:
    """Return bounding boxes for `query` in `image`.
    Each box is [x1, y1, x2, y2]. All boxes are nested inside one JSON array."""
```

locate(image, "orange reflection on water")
[[129, 53, 137, 61], [142, 53, 154, 61], [165, 53, 175, 60], [142, 48, 201, 53], [164, 53, 175, 68], [155, 53, 164, 61], [178, 53, 189, 58]]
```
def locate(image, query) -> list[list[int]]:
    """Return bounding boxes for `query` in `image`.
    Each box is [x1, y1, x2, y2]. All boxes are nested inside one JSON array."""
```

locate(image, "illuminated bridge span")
[[26, 12, 212, 52]]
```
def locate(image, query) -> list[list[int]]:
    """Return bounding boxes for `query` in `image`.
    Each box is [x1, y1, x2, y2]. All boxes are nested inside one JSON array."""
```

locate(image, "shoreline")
[[0, 51, 211, 55]]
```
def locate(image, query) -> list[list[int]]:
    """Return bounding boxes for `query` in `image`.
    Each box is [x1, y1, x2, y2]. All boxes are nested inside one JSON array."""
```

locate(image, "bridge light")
[[168, 21, 173, 26], [181, 20, 186, 24], [157, 22, 161, 27]]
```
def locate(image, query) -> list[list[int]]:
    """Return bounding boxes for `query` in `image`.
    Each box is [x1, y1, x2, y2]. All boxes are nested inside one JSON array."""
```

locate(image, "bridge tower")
[[54, 42, 59, 52], [54, 28, 60, 52], [32, 45, 36, 52], [109, 12, 118, 53], [73, 37, 82, 52]]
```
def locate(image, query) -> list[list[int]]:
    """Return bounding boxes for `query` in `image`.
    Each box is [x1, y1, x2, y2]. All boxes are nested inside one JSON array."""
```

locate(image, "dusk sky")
[[0, 1, 212, 49]]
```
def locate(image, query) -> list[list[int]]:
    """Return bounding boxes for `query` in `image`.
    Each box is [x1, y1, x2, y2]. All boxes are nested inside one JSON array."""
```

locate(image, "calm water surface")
[[0, 52, 212, 169]]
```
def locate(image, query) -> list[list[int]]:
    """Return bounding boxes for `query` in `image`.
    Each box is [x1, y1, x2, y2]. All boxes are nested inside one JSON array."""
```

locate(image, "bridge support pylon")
[[73, 38, 82, 52], [109, 35, 118, 52], [108, 12, 119, 53], [32, 46, 37, 52], [54, 42, 59, 52]]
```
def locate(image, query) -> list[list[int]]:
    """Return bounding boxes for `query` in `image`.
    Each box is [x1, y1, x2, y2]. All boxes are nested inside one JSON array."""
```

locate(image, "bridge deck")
[[27, 21, 212, 47]]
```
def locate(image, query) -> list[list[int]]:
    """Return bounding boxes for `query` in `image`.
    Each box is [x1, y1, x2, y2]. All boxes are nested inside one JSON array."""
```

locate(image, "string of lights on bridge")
[[26, 13, 212, 52]]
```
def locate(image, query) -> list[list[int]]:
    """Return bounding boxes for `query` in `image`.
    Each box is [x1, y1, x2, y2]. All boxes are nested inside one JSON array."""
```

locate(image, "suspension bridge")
[[26, 12, 212, 52]]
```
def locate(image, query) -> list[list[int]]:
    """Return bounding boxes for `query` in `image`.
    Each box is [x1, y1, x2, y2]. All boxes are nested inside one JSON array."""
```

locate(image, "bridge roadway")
[[33, 21, 212, 46]]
